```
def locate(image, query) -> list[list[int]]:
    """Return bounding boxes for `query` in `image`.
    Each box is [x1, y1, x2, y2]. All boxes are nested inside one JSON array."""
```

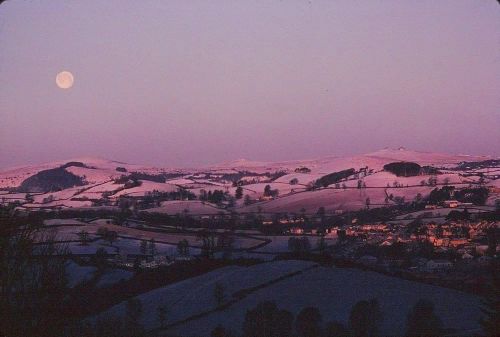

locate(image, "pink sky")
[[0, 1, 499, 168]]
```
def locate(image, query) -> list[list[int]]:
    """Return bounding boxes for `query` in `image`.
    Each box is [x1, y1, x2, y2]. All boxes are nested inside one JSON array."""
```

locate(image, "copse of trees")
[[383, 161, 422, 177], [406, 300, 443, 337], [295, 167, 311, 173], [295, 307, 323, 337], [264, 184, 279, 198], [428, 186, 490, 206], [235, 186, 243, 199], [455, 187, 489, 206], [17, 167, 86, 192], [314, 168, 355, 188], [241, 298, 451, 337], [243, 301, 294, 337], [349, 299, 383, 337], [199, 189, 229, 205], [288, 236, 311, 255]]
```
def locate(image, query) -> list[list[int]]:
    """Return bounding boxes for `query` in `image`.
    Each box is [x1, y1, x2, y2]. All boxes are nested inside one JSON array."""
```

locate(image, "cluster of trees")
[[176, 239, 190, 256], [139, 238, 157, 256], [196, 230, 235, 258], [230, 171, 287, 187], [113, 175, 142, 189], [113, 171, 181, 184], [212, 298, 445, 337], [199, 189, 231, 205], [314, 168, 356, 188], [383, 162, 422, 177], [264, 184, 279, 198], [455, 159, 500, 171], [454, 187, 489, 206], [97, 226, 119, 246], [17, 167, 86, 193], [288, 236, 311, 254], [429, 186, 489, 206], [295, 167, 311, 173], [140, 189, 197, 208]]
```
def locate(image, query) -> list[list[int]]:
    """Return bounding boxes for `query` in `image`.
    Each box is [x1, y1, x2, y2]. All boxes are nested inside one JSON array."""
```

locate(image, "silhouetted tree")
[[148, 238, 156, 256], [235, 186, 243, 199], [78, 229, 90, 245], [295, 306, 323, 337], [177, 239, 189, 256], [0, 207, 70, 337], [125, 298, 143, 336], [105, 230, 118, 246], [211, 324, 229, 337], [244, 194, 253, 206], [140, 239, 148, 255], [242, 301, 293, 337], [349, 299, 383, 337], [325, 321, 348, 337], [406, 300, 443, 337]]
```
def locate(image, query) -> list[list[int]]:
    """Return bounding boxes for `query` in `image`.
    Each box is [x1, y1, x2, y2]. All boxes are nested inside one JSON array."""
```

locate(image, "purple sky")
[[0, 1, 499, 168]]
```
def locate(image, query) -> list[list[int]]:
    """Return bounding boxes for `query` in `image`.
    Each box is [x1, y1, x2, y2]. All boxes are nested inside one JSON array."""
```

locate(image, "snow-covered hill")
[[1, 149, 498, 213]]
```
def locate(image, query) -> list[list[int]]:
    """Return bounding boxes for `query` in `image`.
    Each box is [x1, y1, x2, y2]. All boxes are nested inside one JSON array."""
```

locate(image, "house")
[[324, 227, 339, 237], [444, 200, 459, 208], [290, 227, 304, 235], [449, 238, 468, 247], [425, 259, 453, 272], [461, 253, 473, 260]]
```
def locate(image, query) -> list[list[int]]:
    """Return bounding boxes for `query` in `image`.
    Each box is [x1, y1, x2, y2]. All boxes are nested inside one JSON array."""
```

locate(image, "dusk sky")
[[0, 0, 499, 169]]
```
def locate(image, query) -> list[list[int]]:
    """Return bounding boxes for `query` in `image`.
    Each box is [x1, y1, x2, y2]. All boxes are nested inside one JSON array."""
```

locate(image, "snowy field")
[[168, 265, 483, 337], [66, 261, 133, 288], [95, 261, 317, 329], [147, 200, 228, 215]]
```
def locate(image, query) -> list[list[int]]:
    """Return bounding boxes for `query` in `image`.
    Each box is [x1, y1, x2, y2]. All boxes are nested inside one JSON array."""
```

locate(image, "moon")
[[56, 71, 74, 89]]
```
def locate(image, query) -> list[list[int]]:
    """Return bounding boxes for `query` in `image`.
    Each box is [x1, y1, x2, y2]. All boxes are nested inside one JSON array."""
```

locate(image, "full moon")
[[56, 71, 74, 89]]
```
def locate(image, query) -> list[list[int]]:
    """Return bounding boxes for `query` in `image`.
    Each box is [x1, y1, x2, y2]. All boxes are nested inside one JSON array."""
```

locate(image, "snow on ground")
[[394, 206, 494, 222], [274, 173, 323, 186], [96, 261, 316, 329], [65, 166, 121, 184], [169, 265, 482, 337], [67, 242, 116, 255], [98, 237, 202, 256], [80, 181, 123, 194], [112, 180, 178, 198], [238, 188, 389, 213], [49, 222, 266, 249], [96, 269, 134, 288], [28, 199, 93, 208], [228, 182, 301, 197], [147, 200, 228, 215], [32, 187, 86, 203], [44, 218, 88, 226], [165, 178, 196, 185], [66, 261, 97, 288]]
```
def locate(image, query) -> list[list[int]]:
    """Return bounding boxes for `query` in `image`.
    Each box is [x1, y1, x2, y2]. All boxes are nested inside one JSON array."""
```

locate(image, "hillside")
[[1, 149, 498, 213]]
